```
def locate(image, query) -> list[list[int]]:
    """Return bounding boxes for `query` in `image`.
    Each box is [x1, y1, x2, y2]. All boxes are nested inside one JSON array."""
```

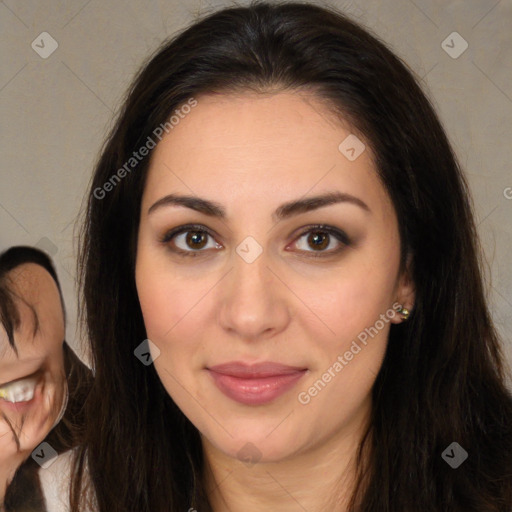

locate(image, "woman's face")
[[135, 91, 414, 463], [0, 263, 66, 469]]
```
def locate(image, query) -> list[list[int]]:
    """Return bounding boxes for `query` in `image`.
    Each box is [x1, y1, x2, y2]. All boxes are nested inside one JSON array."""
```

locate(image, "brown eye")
[[292, 225, 351, 257], [160, 224, 222, 257], [160, 223, 350, 259], [306, 231, 330, 251], [185, 231, 208, 250]]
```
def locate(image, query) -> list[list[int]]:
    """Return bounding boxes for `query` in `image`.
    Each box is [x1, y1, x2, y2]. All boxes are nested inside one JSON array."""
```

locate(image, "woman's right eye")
[[160, 224, 223, 258]]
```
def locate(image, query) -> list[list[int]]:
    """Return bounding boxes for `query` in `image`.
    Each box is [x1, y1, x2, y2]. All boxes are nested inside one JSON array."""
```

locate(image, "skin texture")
[[135, 91, 415, 511], [0, 263, 66, 503]]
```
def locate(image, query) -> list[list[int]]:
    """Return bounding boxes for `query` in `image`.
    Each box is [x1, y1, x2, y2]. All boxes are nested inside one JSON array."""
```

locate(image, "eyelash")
[[159, 223, 351, 259]]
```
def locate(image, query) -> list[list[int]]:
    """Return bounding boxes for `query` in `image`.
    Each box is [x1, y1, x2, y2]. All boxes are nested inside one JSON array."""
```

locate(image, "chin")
[[202, 419, 307, 464]]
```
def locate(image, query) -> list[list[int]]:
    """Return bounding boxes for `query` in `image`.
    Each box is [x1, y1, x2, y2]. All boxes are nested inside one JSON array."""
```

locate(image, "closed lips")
[[207, 362, 307, 377], [206, 362, 308, 405]]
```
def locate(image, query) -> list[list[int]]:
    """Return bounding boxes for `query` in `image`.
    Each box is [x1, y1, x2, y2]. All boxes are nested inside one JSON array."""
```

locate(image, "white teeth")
[[0, 376, 38, 403]]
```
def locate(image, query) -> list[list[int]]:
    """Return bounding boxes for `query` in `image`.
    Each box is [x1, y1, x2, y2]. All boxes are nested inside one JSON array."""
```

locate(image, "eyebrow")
[[147, 191, 371, 221]]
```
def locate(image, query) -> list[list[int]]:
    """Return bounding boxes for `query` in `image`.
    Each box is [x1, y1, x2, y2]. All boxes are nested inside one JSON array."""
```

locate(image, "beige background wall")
[[1, 0, 511, 382]]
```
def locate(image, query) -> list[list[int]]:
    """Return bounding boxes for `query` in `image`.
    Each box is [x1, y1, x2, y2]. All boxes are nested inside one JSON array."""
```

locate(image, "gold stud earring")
[[398, 307, 410, 321]]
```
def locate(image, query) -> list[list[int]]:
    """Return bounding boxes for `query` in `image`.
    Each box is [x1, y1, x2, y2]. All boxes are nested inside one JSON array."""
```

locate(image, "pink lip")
[[207, 361, 307, 405]]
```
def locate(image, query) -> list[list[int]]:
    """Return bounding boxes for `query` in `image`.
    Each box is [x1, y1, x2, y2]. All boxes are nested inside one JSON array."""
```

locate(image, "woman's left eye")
[[160, 224, 350, 258], [292, 225, 350, 257]]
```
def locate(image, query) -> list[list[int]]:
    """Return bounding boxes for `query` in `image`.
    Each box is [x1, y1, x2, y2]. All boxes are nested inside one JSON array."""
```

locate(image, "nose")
[[218, 246, 291, 342]]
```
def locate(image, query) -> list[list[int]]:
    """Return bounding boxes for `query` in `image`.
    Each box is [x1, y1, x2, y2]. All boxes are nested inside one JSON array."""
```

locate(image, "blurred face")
[[135, 91, 414, 464], [0, 263, 67, 485]]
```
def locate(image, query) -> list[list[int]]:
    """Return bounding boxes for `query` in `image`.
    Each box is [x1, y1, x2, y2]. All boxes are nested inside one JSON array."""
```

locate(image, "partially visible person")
[[0, 246, 92, 512]]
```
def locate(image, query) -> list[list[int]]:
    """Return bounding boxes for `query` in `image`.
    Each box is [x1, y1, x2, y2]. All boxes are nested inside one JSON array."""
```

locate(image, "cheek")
[[137, 270, 200, 342], [136, 268, 211, 425], [135, 252, 212, 375], [136, 244, 173, 336], [293, 260, 398, 344]]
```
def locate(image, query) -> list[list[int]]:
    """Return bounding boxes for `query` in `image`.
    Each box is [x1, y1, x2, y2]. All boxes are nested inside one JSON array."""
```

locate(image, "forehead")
[[143, 91, 393, 222], [0, 263, 64, 357], [4, 262, 58, 304], [151, 90, 360, 164]]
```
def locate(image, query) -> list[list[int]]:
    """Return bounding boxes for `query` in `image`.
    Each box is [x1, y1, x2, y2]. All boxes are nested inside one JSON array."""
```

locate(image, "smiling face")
[[0, 263, 67, 474], [135, 91, 414, 464]]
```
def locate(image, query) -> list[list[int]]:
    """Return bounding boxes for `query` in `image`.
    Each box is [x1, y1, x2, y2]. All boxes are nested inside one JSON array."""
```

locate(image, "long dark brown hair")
[[75, 1, 512, 510]]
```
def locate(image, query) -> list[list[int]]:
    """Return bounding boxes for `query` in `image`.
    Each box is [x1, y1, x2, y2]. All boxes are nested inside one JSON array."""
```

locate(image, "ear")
[[390, 253, 415, 324]]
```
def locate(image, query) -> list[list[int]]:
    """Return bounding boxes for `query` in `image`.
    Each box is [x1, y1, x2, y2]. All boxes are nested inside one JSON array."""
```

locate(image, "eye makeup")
[[158, 223, 353, 259]]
